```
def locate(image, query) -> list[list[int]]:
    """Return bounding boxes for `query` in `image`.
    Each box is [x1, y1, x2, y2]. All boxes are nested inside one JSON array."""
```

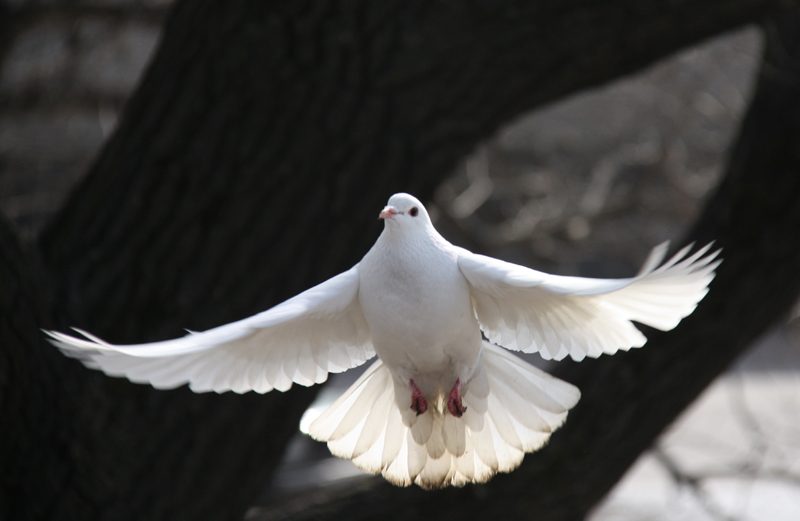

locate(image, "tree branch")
[[0, 214, 69, 520]]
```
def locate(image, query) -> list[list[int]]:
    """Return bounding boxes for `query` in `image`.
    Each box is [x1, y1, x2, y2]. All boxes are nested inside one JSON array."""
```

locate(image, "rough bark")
[[0, 0, 793, 520], [0, 216, 66, 520], [255, 9, 800, 521]]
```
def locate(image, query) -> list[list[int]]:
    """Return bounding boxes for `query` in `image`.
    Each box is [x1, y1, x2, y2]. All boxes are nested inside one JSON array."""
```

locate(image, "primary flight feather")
[[47, 192, 720, 488]]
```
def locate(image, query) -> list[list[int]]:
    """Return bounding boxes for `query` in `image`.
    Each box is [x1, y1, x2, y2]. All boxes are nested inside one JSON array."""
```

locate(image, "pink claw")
[[447, 378, 467, 417], [410, 379, 428, 416]]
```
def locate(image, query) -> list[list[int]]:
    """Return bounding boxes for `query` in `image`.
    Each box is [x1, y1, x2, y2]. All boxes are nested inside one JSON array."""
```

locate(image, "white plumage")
[[46, 192, 720, 488], [52, 266, 374, 394], [305, 342, 579, 488]]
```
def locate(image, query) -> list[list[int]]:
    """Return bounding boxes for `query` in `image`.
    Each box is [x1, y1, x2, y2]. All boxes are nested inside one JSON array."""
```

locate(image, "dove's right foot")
[[447, 378, 467, 417], [409, 379, 428, 415]]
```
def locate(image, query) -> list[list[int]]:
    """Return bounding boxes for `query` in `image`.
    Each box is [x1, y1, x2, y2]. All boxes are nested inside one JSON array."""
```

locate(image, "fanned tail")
[[302, 341, 580, 488]]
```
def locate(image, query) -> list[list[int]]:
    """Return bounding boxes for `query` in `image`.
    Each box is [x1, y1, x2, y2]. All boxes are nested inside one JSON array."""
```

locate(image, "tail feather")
[[302, 342, 580, 488]]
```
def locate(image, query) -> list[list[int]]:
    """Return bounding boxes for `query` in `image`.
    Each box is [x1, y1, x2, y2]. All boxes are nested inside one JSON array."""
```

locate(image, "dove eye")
[[409, 207, 419, 217]]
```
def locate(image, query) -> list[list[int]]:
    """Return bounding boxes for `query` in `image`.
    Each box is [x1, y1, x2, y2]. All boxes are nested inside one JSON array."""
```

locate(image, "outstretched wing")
[[457, 242, 720, 361], [46, 266, 374, 393]]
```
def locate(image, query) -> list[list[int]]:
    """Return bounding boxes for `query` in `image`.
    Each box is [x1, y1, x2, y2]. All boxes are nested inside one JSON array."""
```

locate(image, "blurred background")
[[1, 2, 798, 520]]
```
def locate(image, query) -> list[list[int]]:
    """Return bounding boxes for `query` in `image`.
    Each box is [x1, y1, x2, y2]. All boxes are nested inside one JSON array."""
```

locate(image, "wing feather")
[[458, 242, 719, 361], [46, 266, 374, 393]]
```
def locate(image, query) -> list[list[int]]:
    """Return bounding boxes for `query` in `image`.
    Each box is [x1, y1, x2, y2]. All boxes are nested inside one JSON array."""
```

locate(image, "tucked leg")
[[409, 379, 428, 416], [447, 378, 467, 417]]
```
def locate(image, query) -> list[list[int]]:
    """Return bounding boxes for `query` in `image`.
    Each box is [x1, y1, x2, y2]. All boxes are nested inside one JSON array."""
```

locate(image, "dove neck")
[[379, 221, 447, 252]]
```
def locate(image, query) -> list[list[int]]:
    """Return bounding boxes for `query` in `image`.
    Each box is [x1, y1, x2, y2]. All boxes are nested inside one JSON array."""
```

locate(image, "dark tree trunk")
[[0, 217, 67, 520], [0, 0, 793, 520]]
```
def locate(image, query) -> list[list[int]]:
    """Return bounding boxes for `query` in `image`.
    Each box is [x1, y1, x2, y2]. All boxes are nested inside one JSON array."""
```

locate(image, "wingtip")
[[41, 328, 60, 341], [70, 327, 111, 345], [42, 329, 74, 349], [637, 241, 670, 276]]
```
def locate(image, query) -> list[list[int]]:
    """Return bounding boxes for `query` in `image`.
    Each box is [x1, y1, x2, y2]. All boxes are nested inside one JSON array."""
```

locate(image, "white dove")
[[47, 193, 720, 489]]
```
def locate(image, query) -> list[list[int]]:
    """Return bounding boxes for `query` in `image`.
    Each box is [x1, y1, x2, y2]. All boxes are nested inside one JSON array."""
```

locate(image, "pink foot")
[[410, 379, 428, 416], [447, 378, 467, 417]]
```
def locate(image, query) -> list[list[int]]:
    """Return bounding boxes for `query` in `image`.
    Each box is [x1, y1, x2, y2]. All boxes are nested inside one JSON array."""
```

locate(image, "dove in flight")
[[47, 193, 720, 489]]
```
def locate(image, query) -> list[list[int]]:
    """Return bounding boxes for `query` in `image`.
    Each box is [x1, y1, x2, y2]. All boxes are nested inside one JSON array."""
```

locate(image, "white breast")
[[358, 232, 482, 392]]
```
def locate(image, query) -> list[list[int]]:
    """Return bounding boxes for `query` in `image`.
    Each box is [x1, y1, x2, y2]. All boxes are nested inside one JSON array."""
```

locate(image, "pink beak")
[[379, 206, 399, 220]]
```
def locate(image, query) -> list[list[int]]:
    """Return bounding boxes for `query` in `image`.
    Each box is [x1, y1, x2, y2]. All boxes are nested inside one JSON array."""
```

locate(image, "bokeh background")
[[1, 2, 798, 520]]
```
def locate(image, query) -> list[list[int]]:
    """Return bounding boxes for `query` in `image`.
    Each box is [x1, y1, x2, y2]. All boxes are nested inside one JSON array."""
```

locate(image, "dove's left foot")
[[447, 378, 467, 417], [409, 379, 428, 415]]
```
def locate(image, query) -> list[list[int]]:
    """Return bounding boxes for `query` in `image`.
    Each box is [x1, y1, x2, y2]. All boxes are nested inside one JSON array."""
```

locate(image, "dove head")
[[378, 193, 433, 234]]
